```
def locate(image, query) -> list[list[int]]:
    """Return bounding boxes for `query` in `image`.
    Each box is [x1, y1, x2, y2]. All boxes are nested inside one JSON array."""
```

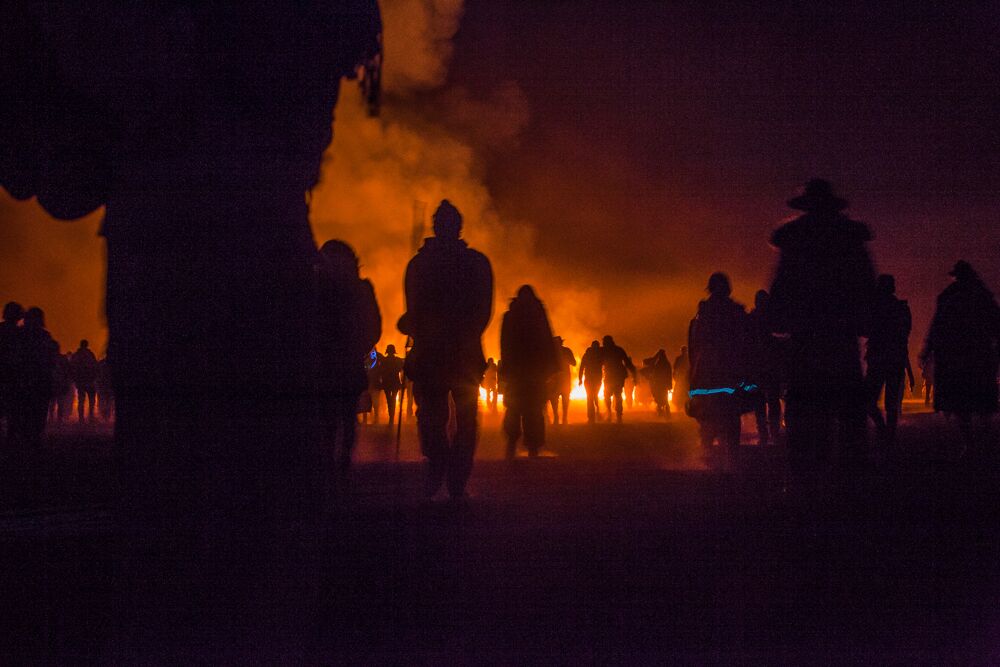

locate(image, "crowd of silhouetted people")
[[3, 184, 999, 488], [0, 302, 113, 454]]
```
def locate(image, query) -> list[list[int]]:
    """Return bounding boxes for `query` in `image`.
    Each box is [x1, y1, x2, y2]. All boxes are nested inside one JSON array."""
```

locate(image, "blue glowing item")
[[369, 350, 378, 369]]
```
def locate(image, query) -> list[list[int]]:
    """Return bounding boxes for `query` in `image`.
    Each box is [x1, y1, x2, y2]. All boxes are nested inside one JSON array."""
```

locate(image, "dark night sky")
[[442, 0, 1000, 353]]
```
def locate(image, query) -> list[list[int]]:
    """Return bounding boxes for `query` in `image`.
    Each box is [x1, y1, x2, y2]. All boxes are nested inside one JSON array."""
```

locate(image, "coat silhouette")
[[922, 261, 1000, 417], [768, 180, 877, 464], [500, 286, 559, 457], [688, 274, 748, 454], [579, 341, 604, 423], [399, 200, 493, 499]]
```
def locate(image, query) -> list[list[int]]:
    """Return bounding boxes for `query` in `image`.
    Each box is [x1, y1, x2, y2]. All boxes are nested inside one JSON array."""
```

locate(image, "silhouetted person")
[[579, 341, 604, 423], [96, 357, 115, 422], [0, 302, 24, 444], [548, 336, 577, 425], [380, 344, 405, 425], [364, 348, 384, 424], [315, 240, 381, 474], [864, 275, 913, 447], [4, 6, 383, 608], [920, 261, 1000, 454], [768, 180, 877, 466], [601, 336, 636, 423], [399, 200, 493, 500], [482, 358, 499, 412], [9, 308, 56, 452], [70, 339, 99, 424], [920, 356, 934, 407], [500, 286, 559, 458], [748, 290, 784, 446], [49, 346, 73, 424], [673, 345, 690, 413], [641, 350, 673, 417], [688, 273, 748, 461]]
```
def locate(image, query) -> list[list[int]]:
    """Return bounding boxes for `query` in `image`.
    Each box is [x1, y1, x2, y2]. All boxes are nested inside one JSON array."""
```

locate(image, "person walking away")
[[49, 344, 73, 424], [642, 349, 673, 417], [379, 344, 405, 425], [314, 240, 381, 475], [768, 179, 877, 468], [748, 290, 784, 446], [920, 261, 1000, 457], [548, 336, 577, 425], [482, 358, 499, 413], [9, 308, 57, 452], [500, 287, 559, 458], [688, 273, 749, 465], [579, 341, 604, 423], [398, 200, 493, 501], [864, 274, 913, 448], [601, 336, 636, 423], [70, 339, 99, 424]]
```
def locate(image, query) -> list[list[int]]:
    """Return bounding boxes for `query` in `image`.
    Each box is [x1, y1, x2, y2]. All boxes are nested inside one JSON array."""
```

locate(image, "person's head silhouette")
[[79, 339, 89, 349], [385, 344, 397, 356], [432, 200, 462, 240], [602, 335, 614, 347], [754, 289, 769, 309], [25, 307, 45, 328], [707, 272, 732, 297], [948, 260, 977, 282], [2, 302, 23, 323], [320, 240, 360, 277], [876, 274, 896, 295]]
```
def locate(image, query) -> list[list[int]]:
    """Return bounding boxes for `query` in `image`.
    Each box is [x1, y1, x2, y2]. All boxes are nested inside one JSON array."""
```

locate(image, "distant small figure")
[[70, 339, 99, 424], [920, 355, 934, 407], [10, 308, 57, 451], [364, 348, 384, 425], [672, 345, 690, 414], [920, 261, 1000, 454], [601, 336, 637, 423], [748, 290, 784, 446], [640, 349, 673, 417], [399, 200, 493, 501], [482, 358, 499, 412], [315, 240, 382, 474], [379, 344, 405, 425], [688, 273, 748, 461], [48, 345, 73, 424], [500, 286, 559, 459], [548, 336, 577, 425], [864, 275, 913, 447], [0, 302, 25, 443], [579, 341, 604, 423], [768, 179, 877, 466]]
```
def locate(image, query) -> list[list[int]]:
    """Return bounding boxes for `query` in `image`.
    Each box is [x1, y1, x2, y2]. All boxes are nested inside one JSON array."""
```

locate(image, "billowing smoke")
[[0, 0, 607, 359], [310, 0, 605, 358]]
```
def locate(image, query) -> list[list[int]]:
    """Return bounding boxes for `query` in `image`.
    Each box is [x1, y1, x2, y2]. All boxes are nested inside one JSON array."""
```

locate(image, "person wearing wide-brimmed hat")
[[768, 179, 878, 467], [920, 260, 1000, 454]]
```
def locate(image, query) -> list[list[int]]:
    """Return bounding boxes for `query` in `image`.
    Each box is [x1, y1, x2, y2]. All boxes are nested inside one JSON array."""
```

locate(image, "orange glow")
[[569, 382, 604, 401]]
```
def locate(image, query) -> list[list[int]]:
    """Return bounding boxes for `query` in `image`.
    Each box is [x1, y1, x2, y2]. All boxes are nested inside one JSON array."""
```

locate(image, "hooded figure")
[[315, 240, 381, 473], [399, 200, 493, 499], [579, 341, 604, 423], [688, 273, 749, 458], [640, 349, 673, 416], [920, 261, 1000, 451], [500, 286, 559, 458], [768, 180, 877, 465]]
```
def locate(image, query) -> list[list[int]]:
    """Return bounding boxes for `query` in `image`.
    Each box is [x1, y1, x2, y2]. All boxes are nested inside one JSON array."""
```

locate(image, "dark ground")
[[2, 404, 999, 662]]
